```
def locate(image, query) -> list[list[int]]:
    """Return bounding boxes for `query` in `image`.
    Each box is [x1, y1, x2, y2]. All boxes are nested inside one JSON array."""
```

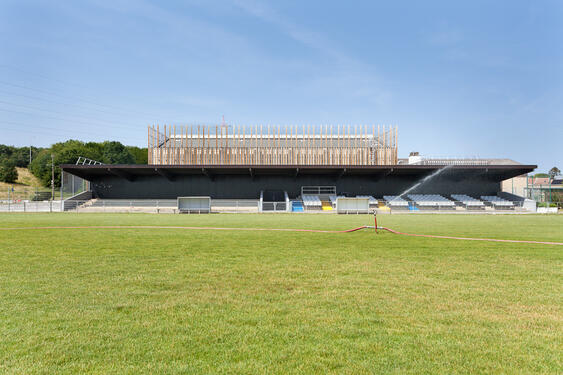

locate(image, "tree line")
[[1, 141, 561, 187], [0, 141, 147, 186]]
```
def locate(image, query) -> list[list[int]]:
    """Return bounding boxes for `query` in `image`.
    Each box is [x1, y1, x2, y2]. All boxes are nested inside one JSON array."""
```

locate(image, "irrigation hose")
[[378, 226, 563, 246], [1, 225, 562, 246]]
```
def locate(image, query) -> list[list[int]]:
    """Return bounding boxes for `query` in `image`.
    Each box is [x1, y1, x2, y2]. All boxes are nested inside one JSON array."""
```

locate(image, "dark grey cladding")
[[61, 164, 536, 200]]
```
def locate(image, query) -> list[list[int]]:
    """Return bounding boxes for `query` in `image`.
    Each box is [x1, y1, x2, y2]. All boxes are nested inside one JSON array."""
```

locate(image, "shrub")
[[0, 159, 18, 183]]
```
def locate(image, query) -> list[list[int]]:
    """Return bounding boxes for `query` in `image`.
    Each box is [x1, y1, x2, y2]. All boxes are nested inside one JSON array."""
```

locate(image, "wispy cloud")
[[425, 26, 513, 69], [232, 0, 389, 107], [232, 0, 357, 67]]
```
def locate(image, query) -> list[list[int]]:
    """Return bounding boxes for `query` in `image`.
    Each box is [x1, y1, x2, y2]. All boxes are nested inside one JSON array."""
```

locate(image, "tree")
[[11, 147, 31, 167], [0, 145, 14, 162], [548, 167, 560, 178], [126, 146, 148, 164], [101, 141, 135, 164], [28, 140, 140, 187], [0, 145, 44, 168], [29, 150, 54, 187], [30, 140, 94, 187], [0, 159, 18, 183]]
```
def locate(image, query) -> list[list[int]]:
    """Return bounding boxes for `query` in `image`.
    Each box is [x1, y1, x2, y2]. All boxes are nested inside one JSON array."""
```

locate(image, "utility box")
[[177, 196, 211, 213], [336, 197, 370, 214]]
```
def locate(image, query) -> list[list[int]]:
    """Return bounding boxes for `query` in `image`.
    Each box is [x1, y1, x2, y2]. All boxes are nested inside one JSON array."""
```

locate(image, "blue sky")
[[1, 0, 561, 171]]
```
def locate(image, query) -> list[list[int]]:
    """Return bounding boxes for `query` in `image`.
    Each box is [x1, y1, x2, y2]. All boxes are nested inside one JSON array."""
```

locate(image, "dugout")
[[336, 197, 370, 214], [177, 196, 211, 213]]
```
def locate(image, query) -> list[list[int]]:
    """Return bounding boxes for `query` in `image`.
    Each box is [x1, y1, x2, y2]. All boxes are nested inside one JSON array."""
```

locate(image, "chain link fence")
[[61, 171, 90, 199], [1, 185, 53, 202], [0, 171, 90, 212]]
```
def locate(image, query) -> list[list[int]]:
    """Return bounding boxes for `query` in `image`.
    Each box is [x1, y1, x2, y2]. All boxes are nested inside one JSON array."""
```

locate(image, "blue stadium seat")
[[292, 201, 304, 212]]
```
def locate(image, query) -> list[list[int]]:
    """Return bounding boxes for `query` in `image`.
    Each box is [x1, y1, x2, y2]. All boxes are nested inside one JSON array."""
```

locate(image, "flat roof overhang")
[[61, 164, 537, 182]]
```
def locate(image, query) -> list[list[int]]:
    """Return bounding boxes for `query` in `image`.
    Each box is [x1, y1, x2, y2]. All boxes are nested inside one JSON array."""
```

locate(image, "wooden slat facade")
[[148, 125, 398, 166]]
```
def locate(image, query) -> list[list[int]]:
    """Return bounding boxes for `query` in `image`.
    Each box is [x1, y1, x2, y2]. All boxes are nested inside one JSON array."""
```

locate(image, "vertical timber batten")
[[147, 124, 398, 166]]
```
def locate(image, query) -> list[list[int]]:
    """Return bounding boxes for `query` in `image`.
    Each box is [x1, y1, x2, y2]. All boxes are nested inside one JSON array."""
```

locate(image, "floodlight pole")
[[51, 154, 55, 201]]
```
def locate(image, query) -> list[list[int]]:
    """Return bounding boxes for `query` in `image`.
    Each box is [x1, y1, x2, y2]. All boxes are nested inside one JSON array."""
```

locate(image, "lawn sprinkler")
[[364, 210, 379, 233]]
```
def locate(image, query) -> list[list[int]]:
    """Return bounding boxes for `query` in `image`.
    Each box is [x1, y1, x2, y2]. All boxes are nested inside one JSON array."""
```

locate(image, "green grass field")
[[1, 213, 562, 374]]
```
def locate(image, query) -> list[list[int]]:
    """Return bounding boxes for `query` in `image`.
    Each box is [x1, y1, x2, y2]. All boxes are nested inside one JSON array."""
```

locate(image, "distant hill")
[[0, 167, 48, 200]]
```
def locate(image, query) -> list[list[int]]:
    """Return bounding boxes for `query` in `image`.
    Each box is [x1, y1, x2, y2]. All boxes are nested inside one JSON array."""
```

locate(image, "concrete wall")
[[501, 175, 527, 197]]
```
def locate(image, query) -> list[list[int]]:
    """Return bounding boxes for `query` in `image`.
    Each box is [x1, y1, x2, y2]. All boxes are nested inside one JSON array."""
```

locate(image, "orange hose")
[[379, 227, 563, 246], [1, 225, 561, 246], [0, 225, 369, 234]]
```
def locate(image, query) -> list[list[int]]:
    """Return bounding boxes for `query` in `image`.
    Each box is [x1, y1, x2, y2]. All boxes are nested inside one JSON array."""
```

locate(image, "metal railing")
[[301, 186, 336, 195], [420, 158, 491, 166], [75, 157, 104, 165]]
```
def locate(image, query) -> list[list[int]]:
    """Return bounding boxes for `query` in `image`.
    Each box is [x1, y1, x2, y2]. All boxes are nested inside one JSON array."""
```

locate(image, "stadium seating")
[[321, 201, 333, 211], [302, 195, 322, 209], [451, 194, 485, 209], [291, 201, 304, 212], [383, 195, 409, 209], [407, 194, 455, 210], [480, 196, 514, 209]]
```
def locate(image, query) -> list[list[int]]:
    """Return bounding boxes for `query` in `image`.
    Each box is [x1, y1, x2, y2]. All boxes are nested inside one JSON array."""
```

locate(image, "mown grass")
[[0, 213, 561, 374]]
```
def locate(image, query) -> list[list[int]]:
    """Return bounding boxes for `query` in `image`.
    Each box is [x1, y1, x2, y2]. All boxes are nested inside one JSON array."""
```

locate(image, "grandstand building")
[[61, 125, 536, 212]]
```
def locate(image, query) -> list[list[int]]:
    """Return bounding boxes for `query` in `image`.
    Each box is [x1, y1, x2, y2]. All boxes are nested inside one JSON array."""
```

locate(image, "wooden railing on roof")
[[148, 124, 398, 166]]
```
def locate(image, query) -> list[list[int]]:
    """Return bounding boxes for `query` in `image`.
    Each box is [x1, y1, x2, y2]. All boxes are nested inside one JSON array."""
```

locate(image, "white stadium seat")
[[480, 195, 514, 208], [451, 194, 484, 207], [407, 194, 455, 208], [301, 195, 322, 207], [383, 195, 409, 206]]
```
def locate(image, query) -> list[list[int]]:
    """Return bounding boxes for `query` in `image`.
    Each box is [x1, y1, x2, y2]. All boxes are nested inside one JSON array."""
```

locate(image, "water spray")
[[389, 165, 453, 204]]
